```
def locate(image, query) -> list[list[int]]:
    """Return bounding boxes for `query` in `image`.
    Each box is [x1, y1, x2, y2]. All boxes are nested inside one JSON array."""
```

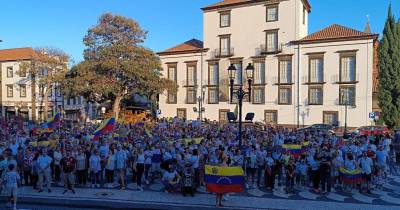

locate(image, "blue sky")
[[0, 0, 397, 63]]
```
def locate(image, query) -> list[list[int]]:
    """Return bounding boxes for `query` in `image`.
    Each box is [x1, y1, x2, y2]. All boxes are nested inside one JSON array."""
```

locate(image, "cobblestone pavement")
[[2, 171, 400, 210]]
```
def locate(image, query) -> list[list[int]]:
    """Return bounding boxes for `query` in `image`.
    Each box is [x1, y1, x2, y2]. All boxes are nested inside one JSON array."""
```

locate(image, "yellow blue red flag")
[[205, 165, 244, 193]]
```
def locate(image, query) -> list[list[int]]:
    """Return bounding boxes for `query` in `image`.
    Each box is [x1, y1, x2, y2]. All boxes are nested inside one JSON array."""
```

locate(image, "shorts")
[[362, 173, 372, 182], [3, 187, 17, 197], [246, 167, 256, 176]]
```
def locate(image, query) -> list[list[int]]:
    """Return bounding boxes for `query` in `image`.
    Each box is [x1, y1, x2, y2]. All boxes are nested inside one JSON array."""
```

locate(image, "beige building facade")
[[158, 0, 379, 128], [0, 48, 63, 121]]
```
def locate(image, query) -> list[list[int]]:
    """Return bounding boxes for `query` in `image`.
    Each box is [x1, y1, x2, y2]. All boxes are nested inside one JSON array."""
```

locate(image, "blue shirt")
[[37, 155, 52, 171]]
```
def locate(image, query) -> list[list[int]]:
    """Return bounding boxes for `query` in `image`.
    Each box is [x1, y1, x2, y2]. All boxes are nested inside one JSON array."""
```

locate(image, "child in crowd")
[[181, 163, 195, 197], [1, 164, 20, 210]]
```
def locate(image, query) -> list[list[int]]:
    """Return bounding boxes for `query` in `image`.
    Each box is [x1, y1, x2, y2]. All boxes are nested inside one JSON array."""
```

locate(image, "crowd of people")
[[0, 116, 399, 208]]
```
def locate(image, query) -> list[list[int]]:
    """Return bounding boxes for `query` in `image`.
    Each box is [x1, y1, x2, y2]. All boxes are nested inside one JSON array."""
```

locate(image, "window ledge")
[[308, 103, 324, 106], [252, 83, 267, 86], [274, 83, 294, 86], [336, 81, 359, 85], [305, 82, 326, 85]]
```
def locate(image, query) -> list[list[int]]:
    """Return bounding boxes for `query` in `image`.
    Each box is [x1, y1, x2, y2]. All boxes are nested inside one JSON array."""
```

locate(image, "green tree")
[[64, 13, 175, 120], [378, 5, 400, 128], [20, 48, 69, 121]]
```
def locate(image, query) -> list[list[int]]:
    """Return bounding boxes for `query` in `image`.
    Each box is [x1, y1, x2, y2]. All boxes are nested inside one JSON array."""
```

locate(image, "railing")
[[331, 73, 360, 83], [259, 43, 283, 54], [210, 48, 234, 58]]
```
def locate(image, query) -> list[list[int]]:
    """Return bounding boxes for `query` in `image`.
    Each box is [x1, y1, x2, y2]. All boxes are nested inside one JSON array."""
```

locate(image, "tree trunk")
[[43, 89, 50, 121], [31, 74, 37, 122], [113, 95, 122, 121]]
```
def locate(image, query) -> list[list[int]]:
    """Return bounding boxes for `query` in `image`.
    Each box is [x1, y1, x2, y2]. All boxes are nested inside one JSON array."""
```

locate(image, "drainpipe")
[[297, 43, 300, 128]]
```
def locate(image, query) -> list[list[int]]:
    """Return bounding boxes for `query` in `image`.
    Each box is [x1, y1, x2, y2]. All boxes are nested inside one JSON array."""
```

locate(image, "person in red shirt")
[[60, 149, 76, 194]]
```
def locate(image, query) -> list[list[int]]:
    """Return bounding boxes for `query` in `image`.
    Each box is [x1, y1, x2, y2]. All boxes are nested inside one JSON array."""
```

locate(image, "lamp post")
[[194, 86, 206, 123], [340, 89, 348, 137], [227, 63, 254, 148]]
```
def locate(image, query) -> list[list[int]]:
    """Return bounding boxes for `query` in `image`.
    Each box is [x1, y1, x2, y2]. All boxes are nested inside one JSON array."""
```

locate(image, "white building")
[[0, 47, 64, 121], [158, 0, 379, 128]]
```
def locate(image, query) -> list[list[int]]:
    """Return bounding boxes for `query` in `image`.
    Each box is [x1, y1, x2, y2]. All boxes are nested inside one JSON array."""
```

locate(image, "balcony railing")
[[210, 48, 234, 58], [259, 44, 283, 55]]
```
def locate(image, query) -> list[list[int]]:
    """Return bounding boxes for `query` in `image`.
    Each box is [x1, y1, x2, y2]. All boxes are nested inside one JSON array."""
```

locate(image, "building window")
[[339, 86, 356, 106], [232, 61, 243, 85], [323, 111, 338, 125], [279, 59, 292, 84], [278, 86, 291, 105], [252, 88, 265, 104], [7, 67, 13, 78], [177, 108, 187, 120], [186, 64, 196, 86], [208, 88, 219, 104], [266, 30, 278, 52], [67, 98, 71, 105], [19, 68, 27, 77], [72, 97, 77, 104], [208, 62, 219, 86], [20, 85, 27, 97], [78, 96, 82, 104], [265, 110, 278, 124], [219, 109, 230, 122], [340, 54, 356, 82], [266, 5, 278, 22], [220, 11, 230, 27], [186, 88, 196, 104], [309, 57, 324, 83], [308, 86, 323, 105], [7, 85, 13, 97], [167, 64, 177, 104], [303, 7, 306, 25], [57, 87, 62, 97], [219, 35, 231, 57], [253, 61, 265, 85]]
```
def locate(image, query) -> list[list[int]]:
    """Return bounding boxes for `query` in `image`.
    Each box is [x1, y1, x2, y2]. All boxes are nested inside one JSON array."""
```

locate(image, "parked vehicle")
[[352, 126, 390, 136], [297, 124, 335, 134]]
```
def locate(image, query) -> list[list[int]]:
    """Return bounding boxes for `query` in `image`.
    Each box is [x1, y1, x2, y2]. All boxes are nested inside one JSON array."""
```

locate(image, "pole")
[[345, 101, 348, 136], [238, 87, 243, 148]]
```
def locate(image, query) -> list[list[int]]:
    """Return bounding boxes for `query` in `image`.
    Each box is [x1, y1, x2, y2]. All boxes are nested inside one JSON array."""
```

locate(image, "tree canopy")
[[64, 13, 175, 120]]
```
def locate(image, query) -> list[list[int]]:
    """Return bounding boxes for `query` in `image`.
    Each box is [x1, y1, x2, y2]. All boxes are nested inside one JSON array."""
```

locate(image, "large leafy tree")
[[378, 5, 400, 128], [20, 48, 69, 121], [64, 13, 175, 120]]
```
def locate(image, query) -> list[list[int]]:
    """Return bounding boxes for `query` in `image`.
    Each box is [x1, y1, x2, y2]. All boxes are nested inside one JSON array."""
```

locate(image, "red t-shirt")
[[61, 156, 76, 173]]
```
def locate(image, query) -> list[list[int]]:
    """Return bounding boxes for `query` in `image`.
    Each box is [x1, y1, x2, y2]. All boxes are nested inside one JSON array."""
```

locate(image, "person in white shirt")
[[37, 149, 53, 193], [89, 150, 101, 188], [53, 147, 62, 184], [2, 164, 20, 210], [359, 152, 373, 193]]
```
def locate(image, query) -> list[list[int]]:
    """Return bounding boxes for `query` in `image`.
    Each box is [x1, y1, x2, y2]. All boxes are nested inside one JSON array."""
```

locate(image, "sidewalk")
[[3, 186, 400, 210]]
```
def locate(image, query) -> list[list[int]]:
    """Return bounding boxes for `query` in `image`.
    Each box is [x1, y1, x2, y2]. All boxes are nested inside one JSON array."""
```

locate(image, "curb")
[[1, 195, 278, 210]]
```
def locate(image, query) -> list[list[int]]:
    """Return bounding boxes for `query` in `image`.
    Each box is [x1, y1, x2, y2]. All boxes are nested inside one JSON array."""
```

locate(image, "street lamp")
[[228, 63, 254, 148], [340, 89, 348, 138]]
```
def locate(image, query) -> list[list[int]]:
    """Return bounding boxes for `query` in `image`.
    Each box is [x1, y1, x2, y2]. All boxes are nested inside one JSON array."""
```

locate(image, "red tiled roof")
[[295, 24, 378, 44], [0, 47, 36, 62], [202, 0, 311, 12], [158, 39, 206, 56]]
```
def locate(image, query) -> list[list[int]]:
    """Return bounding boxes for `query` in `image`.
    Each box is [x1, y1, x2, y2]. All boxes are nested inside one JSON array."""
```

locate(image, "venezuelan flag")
[[339, 168, 362, 184], [47, 113, 61, 131], [205, 165, 244, 194], [282, 144, 307, 158], [92, 117, 116, 141]]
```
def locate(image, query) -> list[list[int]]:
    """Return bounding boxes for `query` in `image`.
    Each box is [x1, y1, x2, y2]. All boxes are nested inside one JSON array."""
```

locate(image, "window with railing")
[[309, 57, 324, 83], [253, 62, 265, 85], [167, 64, 177, 104], [208, 62, 219, 86], [219, 35, 231, 57], [340, 54, 356, 82], [266, 30, 278, 53], [279, 59, 292, 84], [7, 85, 13, 97], [186, 88, 196, 104]]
